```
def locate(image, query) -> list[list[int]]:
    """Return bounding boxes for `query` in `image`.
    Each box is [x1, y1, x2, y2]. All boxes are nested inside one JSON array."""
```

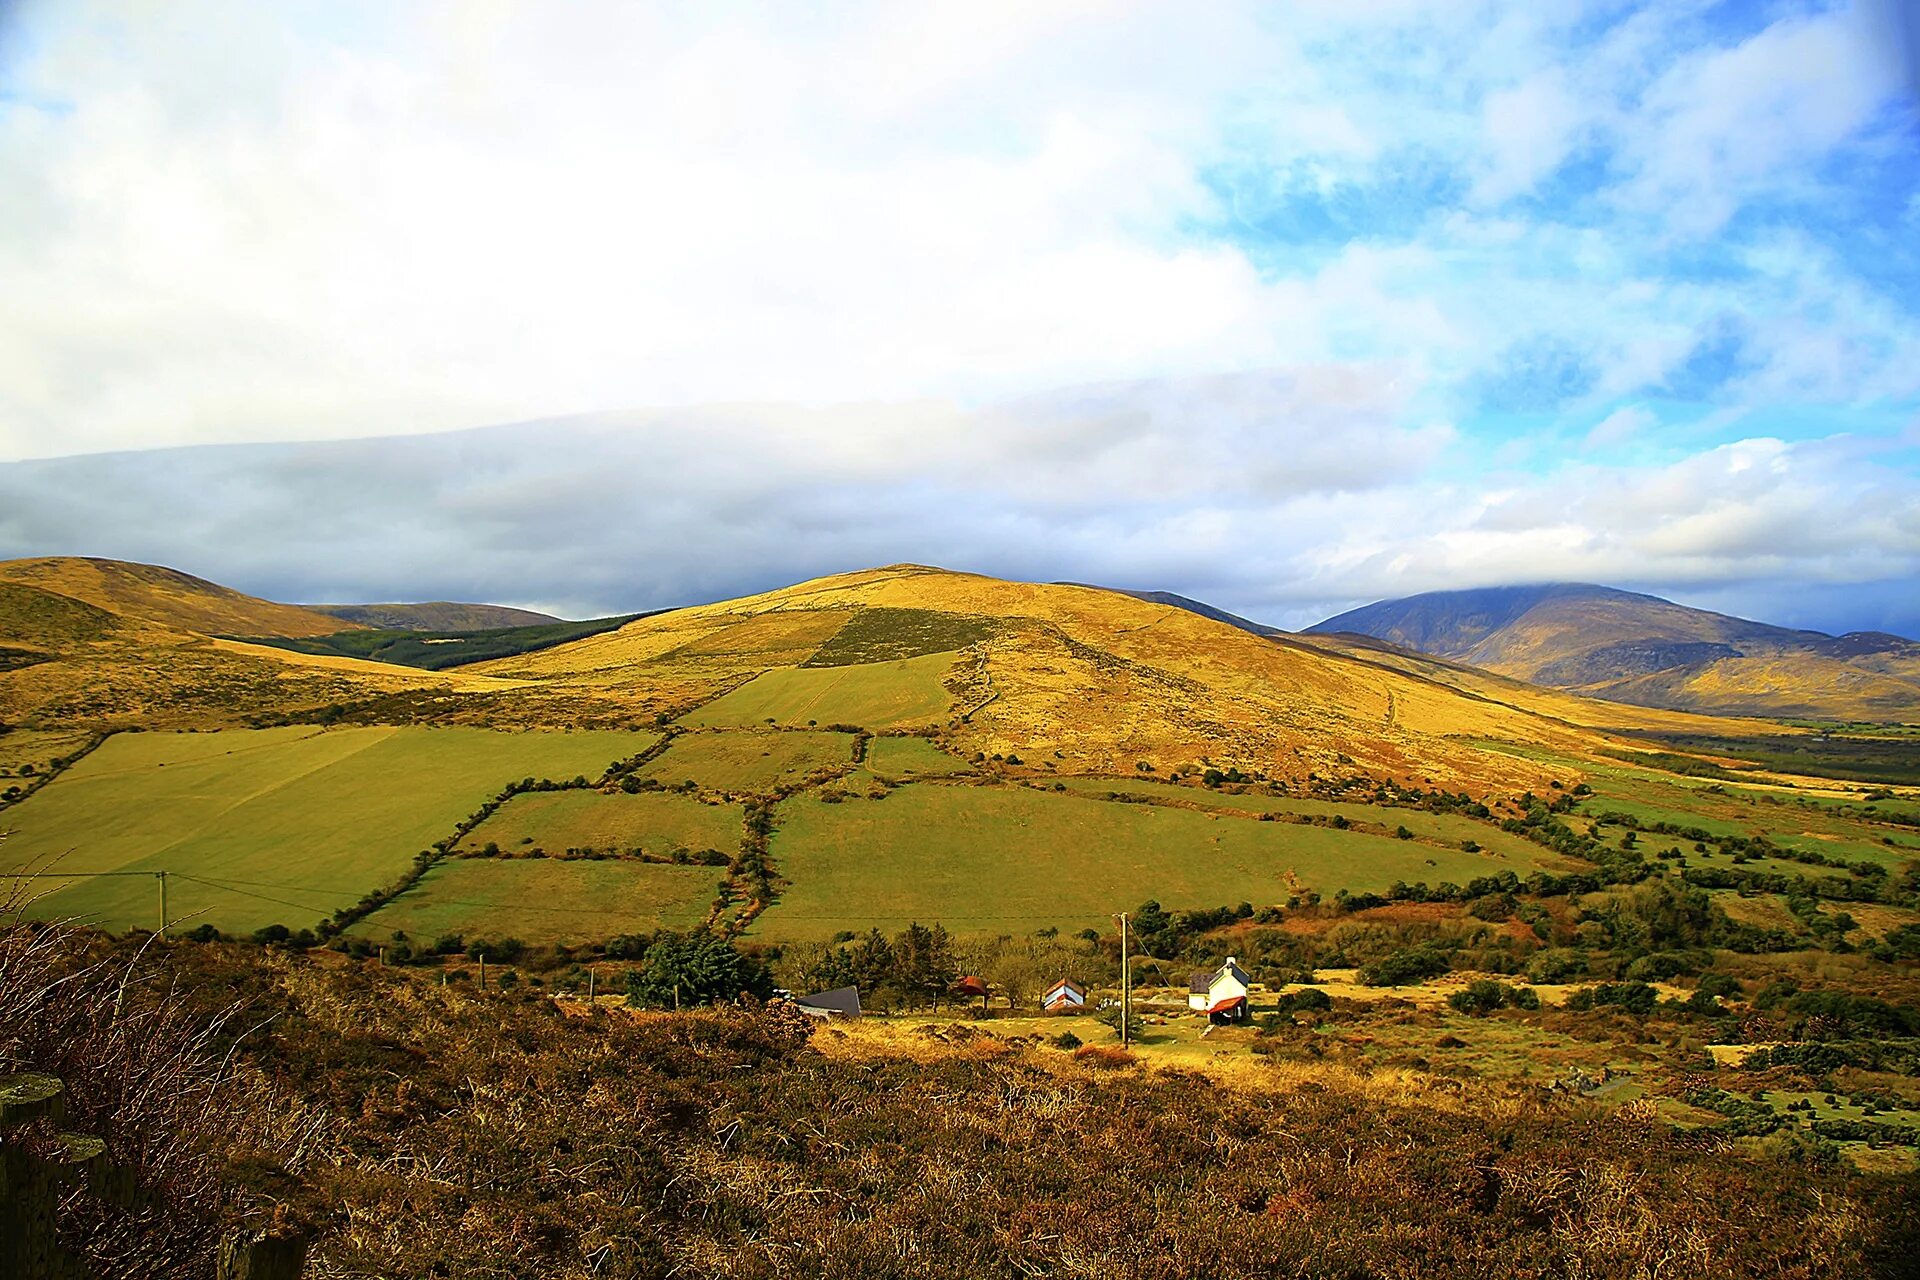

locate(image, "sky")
[[1, 0, 1917, 632]]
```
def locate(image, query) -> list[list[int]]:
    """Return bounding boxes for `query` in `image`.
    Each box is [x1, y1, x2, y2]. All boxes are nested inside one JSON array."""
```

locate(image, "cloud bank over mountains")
[[2, 382, 1915, 638], [0, 1, 1915, 633]]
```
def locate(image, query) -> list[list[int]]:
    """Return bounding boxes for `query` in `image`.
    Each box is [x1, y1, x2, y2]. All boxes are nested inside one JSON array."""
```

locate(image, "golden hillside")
[[477, 564, 1654, 791], [0, 575, 543, 730], [0, 556, 357, 639]]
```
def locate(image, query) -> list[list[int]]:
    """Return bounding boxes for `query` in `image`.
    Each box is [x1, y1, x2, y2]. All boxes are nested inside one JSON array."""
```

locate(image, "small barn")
[[1041, 978, 1086, 1012], [1187, 957, 1250, 1024], [794, 986, 862, 1020]]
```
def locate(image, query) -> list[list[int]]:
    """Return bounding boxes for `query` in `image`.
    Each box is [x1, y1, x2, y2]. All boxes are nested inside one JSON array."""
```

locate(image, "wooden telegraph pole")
[[156, 871, 168, 935], [1118, 912, 1131, 1048]]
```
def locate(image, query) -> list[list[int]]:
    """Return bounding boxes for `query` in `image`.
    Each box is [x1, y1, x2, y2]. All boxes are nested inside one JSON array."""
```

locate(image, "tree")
[[626, 933, 772, 1009], [894, 922, 958, 1008]]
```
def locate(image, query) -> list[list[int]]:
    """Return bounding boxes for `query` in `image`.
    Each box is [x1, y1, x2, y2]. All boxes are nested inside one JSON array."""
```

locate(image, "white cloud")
[[1472, 70, 1585, 204], [1611, 7, 1901, 236], [1584, 404, 1655, 449]]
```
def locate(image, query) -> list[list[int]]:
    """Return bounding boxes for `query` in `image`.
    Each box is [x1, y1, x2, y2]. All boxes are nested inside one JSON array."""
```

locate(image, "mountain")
[[2, 555, 1798, 789], [0, 556, 353, 639], [473, 563, 1692, 790], [1309, 583, 1920, 721], [307, 602, 562, 630]]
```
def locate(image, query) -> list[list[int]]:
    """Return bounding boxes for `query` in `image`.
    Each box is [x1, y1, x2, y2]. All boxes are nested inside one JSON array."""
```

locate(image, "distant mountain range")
[[1307, 583, 1920, 722]]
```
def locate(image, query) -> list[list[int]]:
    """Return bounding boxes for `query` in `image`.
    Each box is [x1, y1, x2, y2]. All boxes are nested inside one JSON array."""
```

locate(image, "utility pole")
[[1118, 912, 1131, 1048], [478, 952, 486, 991], [587, 970, 596, 1006], [156, 871, 168, 935]]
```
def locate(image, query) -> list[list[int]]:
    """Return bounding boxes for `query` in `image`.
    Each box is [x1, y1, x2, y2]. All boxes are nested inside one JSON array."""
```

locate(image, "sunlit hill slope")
[[0, 556, 1781, 793], [478, 563, 1665, 789]]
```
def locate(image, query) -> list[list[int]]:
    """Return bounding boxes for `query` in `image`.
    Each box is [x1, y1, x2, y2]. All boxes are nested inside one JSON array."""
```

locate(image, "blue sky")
[[0, 1, 1916, 633]]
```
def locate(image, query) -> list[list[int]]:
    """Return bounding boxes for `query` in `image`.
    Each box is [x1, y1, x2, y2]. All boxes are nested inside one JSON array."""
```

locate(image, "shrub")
[[1274, 987, 1333, 1015], [1447, 980, 1538, 1014], [1360, 946, 1450, 987], [1566, 982, 1659, 1015]]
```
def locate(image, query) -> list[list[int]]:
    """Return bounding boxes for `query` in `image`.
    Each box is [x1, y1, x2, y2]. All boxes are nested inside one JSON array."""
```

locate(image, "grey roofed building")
[[794, 986, 862, 1019], [1188, 958, 1249, 994]]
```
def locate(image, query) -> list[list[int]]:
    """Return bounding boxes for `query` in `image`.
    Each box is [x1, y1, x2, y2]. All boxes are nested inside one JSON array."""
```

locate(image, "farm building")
[[1187, 957, 1250, 1023], [794, 986, 862, 1020], [952, 974, 990, 1011], [1042, 978, 1086, 1012]]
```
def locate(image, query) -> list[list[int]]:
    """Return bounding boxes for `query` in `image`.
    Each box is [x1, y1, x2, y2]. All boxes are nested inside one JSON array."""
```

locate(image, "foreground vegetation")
[[9, 917, 1917, 1279]]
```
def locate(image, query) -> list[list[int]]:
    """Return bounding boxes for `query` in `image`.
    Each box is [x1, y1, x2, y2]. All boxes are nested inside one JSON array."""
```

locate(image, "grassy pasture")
[[456, 790, 742, 858], [758, 783, 1563, 941], [0, 726, 651, 933], [864, 735, 974, 781], [1576, 768, 1916, 870], [680, 652, 957, 729], [353, 857, 721, 946], [639, 729, 855, 792], [1054, 777, 1543, 859]]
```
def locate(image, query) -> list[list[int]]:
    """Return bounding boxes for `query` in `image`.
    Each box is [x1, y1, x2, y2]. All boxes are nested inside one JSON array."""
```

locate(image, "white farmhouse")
[[1187, 957, 1251, 1023]]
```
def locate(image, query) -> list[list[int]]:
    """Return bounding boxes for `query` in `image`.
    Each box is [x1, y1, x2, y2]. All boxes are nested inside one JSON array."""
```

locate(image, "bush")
[[1526, 949, 1587, 984], [1448, 980, 1539, 1014], [1566, 982, 1659, 1016], [1360, 946, 1450, 987], [1275, 987, 1333, 1015]]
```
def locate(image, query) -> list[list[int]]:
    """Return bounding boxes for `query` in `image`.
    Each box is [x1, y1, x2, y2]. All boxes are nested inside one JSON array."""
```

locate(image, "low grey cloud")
[[2, 381, 1917, 640]]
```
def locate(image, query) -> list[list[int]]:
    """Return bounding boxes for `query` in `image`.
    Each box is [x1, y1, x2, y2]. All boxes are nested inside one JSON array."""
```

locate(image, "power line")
[[169, 874, 341, 917]]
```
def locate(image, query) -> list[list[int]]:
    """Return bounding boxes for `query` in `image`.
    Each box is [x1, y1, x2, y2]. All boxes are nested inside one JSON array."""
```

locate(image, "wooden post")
[[157, 871, 167, 935], [478, 953, 486, 991], [587, 970, 596, 1006], [1119, 912, 1131, 1048]]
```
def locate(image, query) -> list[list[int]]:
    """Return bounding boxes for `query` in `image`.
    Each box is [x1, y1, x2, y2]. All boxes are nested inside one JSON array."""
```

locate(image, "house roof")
[[1044, 978, 1084, 995], [1190, 957, 1250, 993], [795, 986, 862, 1016], [952, 975, 989, 997]]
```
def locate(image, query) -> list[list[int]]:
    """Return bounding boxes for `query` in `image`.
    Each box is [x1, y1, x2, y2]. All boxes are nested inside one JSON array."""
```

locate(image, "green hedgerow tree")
[[627, 933, 773, 1009]]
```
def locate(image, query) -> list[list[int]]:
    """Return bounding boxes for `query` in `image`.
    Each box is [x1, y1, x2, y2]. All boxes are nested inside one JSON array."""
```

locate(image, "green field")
[[1055, 777, 1545, 858], [864, 734, 974, 781], [352, 857, 721, 946], [1575, 767, 1917, 870], [640, 729, 855, 792], [456, 790, 742, 858], [757, 783, 1563, 940], [680, 652, 956, 729], [0, 726, 653, 933]]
